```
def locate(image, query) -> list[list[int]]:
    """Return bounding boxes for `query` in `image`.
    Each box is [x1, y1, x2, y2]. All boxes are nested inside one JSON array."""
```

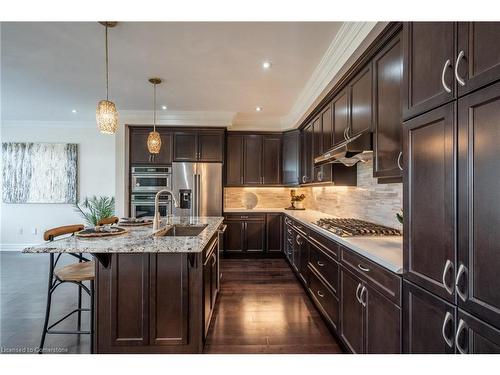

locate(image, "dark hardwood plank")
[[204, 259, 344, 354]]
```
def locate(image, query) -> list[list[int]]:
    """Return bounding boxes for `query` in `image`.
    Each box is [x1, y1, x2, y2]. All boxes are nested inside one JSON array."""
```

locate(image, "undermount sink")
[[154, 224, 208, 237]]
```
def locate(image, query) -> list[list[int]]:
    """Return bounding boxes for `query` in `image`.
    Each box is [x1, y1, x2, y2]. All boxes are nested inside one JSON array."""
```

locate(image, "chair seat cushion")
[[55, 261, 95, 282]]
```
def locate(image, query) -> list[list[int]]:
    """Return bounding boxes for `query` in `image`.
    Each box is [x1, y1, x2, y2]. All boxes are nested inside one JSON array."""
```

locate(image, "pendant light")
[[147, 78, 162, 154], [96, 21, 119, 135]]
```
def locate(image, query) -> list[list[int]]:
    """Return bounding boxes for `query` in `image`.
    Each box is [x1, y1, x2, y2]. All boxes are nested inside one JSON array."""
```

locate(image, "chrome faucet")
[[153, 189, 180, 231]]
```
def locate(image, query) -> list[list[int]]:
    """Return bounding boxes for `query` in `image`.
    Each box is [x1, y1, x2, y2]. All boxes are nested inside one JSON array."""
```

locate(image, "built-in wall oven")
[[131, 166, 172, 192], [130, 166, 173, 218], [131, 192, 172, 218]]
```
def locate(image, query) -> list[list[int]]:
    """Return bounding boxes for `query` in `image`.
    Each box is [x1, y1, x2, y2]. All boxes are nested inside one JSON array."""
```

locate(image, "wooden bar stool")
[[39, 224, 95, 354], [97, 216, 119, 226]]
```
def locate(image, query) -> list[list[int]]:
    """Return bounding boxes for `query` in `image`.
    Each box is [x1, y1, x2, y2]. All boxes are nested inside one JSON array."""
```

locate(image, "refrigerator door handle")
[[194, 174, 201, 217]]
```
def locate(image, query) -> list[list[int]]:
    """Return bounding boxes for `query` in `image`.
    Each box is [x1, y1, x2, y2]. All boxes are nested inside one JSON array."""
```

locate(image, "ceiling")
[[1, 22, 343, 127]]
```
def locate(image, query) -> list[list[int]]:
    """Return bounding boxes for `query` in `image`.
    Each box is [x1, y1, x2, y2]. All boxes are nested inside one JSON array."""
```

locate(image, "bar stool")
[[39, 224, 95, 354]]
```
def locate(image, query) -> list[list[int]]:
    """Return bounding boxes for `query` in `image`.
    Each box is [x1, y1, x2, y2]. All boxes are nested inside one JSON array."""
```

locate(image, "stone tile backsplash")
[[224, 159, 403, 229]]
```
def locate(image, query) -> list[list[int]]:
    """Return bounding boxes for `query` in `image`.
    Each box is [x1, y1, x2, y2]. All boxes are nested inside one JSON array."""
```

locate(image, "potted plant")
[[74, 195, 115, 227]]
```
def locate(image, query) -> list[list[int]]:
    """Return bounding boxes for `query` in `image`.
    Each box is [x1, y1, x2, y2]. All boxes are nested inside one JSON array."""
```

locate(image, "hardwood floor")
[[1, 253, 343, 354], [0, 251, 91, 354], [204, 258, 344, 354]]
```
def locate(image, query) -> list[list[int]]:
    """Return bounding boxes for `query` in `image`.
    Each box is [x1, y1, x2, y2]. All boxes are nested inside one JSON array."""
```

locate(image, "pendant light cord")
[[105, 25, 109, 101], [153, 83, 157, 132]]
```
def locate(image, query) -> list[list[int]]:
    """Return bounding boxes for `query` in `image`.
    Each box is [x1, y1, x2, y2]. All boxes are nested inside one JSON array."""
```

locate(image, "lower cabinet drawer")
[[341, 246, 401, 305], [309, 230, 339, 259], [308, 268, 339, 330], [309, 241, 339, 294]]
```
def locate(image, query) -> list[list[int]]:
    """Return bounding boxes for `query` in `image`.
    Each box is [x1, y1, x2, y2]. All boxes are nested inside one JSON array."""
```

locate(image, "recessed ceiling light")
[[161, 105, 167, 110], [71, 109, 77, 114], [255, 106, 262, 112], [262, 61, 272, 70]]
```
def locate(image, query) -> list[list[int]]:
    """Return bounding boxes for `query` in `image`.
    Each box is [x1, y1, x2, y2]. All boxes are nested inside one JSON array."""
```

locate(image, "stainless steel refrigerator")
[[171, 162, 223, 217]]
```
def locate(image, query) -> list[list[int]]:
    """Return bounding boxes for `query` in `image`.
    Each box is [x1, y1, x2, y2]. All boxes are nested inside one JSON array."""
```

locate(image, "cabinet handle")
[[360, 286, 367, 307], [302, 175, 307, 183], [287, 228, 292, 235], [455, 264, 469, 302], [343, 127, 350, 141], [441, 59, 452, 93], [441, 311, 454, 348], [317, 290, 325, 298], [356, 283, 363, 304], [442, 259, 454, 295], [358, 264, 370, 272], [317, 261, 325, 267], [296, 235, 302, 246], [455, 319, 469, 354], [211, 253, 217, 266], [241, 216, 249, 219], [317, 170, 323, 182], [454, 50, 466, 87], [397, 152, 403, 171]]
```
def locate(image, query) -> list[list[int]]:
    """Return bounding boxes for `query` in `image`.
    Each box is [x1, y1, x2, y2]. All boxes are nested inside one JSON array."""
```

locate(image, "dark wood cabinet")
[[365, 283, 401, 353], [403, 22, 456, 120], [332, 90, 349, 146], [301, 123, 313, 184], [282, 130, 300, 186], [174, 131, 198, 161], [223, 214, 266, 254], [226, 133, 281, 186], [295, 231, 309, 285], [96, 253, 198, 353], [403, 280, 456, 354], [203, 239, 219, 338], [266, 213, 282, 253], [223, 220, 244, 253], [225, 135, 243, 185], [373, 30, 403, 179], [403, 102, 456, 302], [262, 135, 282, 184], [340, 267, 364, 353], [198, 131, 224, 162], [456, 309, 500, 354], [243, 135, 262, 185], [457, 82, 500, 329], [348, 64, 373, 137], [308, 268, 339, 331], [456, 22, 500, 96], [174, 130, 224, 162], [130, 128, 173, 165]]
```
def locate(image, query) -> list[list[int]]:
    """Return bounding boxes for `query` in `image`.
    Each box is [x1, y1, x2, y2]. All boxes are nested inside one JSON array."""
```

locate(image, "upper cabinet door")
[[373, 31, 404, 179], [403, 102, 456, 302], [332, 90, 349, 146], [198, 131, 224, 162], [456, 22, 500, 96], [262, 135, 282, 185], [243, 135, 263, 185], [403, 22, 456, 120], [225, 135, 243, 186], [282, 131, 300, 186], [349, 64, 373, 137], [130, 128, 173, 165], [174, 131, 198, 161], [301, 123, 313, 184], [457, 82, 500, 330]]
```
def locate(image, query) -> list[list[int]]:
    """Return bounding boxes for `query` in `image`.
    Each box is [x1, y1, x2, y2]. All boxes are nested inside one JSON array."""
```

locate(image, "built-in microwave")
[[131, 166, 171, 192], [131, 192, 172, 219]]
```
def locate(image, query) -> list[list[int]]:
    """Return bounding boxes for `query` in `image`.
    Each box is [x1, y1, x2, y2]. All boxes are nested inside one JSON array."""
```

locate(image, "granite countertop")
[[224, 207, 403, 274], [22, 216, 224, 254]]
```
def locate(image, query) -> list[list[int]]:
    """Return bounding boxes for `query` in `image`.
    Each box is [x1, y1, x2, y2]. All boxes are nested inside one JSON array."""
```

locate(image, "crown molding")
[[120, 110, 236, 127], [281, 22, 377, 130]]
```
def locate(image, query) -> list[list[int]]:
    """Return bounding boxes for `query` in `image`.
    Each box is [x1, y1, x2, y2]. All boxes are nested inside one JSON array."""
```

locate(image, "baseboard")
[[0, 244, 36, 252]]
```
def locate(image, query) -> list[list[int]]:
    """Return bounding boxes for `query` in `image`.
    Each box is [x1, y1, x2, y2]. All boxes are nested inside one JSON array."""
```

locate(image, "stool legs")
[[77, 284, 82, 330], [39, 253, 54, 354], [90, 280, 94, 354]]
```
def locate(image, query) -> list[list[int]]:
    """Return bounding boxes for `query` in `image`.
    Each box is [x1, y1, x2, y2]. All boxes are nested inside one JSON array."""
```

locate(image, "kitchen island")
[[23, 216, 224, 354]]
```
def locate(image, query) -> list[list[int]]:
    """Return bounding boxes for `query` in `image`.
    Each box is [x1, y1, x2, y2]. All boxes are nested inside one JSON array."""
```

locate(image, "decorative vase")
[[295, 201, 304, 209]]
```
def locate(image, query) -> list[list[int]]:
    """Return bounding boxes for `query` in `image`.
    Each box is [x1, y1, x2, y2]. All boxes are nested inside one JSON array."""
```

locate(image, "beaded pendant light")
[[147, 78, 162, 154], [96, 22, 119, 135]]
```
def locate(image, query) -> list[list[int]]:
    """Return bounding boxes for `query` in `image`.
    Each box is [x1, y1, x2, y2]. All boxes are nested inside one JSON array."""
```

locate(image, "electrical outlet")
[[32, 228, 38, 235], [18, 227, 23, 235]]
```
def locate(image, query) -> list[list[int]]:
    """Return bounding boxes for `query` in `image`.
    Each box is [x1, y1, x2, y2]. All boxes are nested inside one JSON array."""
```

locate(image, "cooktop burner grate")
[[314, 218, 401, 237]]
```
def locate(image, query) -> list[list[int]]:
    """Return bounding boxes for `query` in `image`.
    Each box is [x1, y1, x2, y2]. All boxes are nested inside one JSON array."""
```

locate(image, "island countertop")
[[22, 216, 224, 254]]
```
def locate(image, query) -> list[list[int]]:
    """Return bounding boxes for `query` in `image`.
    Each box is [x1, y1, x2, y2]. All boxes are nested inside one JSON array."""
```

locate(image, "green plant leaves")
[[74, 195, 115, 226]]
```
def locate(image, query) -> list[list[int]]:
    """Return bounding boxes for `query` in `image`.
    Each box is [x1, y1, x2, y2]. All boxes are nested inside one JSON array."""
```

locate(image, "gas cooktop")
[[314, 218, 401, 237]]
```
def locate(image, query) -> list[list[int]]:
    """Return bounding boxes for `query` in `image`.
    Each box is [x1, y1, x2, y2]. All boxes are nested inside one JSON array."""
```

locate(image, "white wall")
[[0, 123, 115, 249]]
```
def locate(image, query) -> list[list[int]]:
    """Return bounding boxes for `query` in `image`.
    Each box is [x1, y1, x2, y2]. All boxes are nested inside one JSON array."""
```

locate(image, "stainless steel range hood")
[[314, 130, 373, 167]]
